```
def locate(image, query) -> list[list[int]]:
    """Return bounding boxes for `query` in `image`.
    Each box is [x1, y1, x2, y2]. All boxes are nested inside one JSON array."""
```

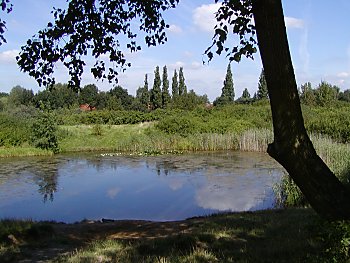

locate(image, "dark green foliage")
[[108, 85, 134, 110], [300, 82, 315, 106], [339, 89, 350, 102], [106, 96, 124, 110], [150, 66, 162, 109], [156, 104, 271, 136], [214, 64, 235, 106], [8, 85, 34, 107], [136, 74, 150, 110], [79, 84, 99, 106], [0, 113, 31, 146], [30, 111, 60, 153], [178, 67, 187, 95], [0, 92, 8, 97], [0, 220, 53, 243], [303, 106, 350, 143], [205, 0, 256, 63], [17, 0, 179, 88], [34, 83, 78, 110], [300, 81, 340, 107], [242, 88, 250, 99], [222, 64, 234, 101], [59, 109, 168, 125], [172, 90, 208, 110], [318, 220, 350, 262], [275, 174, 306, 208], [257, 68, 268, 100], [162, 65, 171, 108], [171, 69, 179, 99], [155, 114, 204, 136], [237, 88, 252, 103], [315, 81, 339, 107]]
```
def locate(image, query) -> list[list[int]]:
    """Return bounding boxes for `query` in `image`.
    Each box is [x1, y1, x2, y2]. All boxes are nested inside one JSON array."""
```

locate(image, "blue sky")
[[0, 0, 350, 101]]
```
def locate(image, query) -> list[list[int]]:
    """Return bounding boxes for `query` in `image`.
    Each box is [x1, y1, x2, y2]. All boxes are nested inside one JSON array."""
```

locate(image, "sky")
[[0, 0, 350, 102]]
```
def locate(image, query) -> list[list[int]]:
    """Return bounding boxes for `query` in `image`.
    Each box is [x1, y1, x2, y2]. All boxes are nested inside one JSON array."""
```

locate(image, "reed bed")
[[238, 128, 273, 152], [311, 134, 350, 182]]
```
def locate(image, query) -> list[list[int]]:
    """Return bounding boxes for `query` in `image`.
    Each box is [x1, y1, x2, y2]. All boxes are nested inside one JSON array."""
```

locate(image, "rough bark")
[[252, 0, 350, 219]]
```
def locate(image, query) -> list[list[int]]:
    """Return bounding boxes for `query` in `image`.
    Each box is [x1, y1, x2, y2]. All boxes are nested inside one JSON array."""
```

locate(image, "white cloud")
[[106, 187, 120, 199], [167, 24, 183, 34], [193, 3, 221, 33], [191, 61, 202, 69], [0, 49, 19, 64], [337, 72, 349, 78], [285, 17, 305, 29], [169, 61, 186, 70]]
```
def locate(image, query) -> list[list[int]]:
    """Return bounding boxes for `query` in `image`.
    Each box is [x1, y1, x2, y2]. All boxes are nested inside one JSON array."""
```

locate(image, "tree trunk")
[[251, 0, 350, 220]]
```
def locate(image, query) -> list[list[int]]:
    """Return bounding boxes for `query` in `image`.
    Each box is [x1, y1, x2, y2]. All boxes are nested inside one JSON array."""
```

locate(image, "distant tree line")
[[1, 65, 349, 112], [0, 66, 208, 112], [299, 81, 350, 107]]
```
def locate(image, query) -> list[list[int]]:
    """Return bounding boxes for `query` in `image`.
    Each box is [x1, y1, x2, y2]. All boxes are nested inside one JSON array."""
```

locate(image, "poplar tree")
[[162, 65, 171, 108], [257, 68, 268, 99], [136, 74, 150, 108], [222, 64, 234, 102], [178, 67, 187, 95], [171, 69, 179, 100], [150, 66, 162, 109], [242, 88, 251, 99]]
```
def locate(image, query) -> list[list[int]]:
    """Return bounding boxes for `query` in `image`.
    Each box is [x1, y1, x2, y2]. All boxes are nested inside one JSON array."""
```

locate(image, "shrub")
[[0, 113, 30, 146], [318, 220, 350, 262], [30, 112, 60, 153]]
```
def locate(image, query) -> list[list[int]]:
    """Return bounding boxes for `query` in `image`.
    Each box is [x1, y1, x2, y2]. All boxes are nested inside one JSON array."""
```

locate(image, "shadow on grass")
[[1, 208, 325, 262]]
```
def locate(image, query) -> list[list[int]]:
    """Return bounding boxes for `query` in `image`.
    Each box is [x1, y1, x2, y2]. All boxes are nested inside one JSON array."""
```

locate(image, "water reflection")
[[0, 157, 60, 202], [0, 151, 284, 223]]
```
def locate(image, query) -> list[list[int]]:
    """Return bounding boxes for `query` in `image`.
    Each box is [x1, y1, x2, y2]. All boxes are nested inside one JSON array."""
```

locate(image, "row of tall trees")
[[214, 66, 268, 105], [137, 66, 189, 110]]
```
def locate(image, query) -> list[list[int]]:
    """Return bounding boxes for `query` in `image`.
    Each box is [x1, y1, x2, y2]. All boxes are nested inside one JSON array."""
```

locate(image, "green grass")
[[0, 146, 53, 157], [1, 209, 336, 262], [59, 123, 243, 153], [54, 209, 325, 263]]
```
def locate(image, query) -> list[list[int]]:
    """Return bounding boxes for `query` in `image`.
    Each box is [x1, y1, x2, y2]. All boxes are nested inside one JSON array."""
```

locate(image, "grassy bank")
[[0, 146, 53, 158], [59, 123, 242, 153], [0, 208, 338, 262]]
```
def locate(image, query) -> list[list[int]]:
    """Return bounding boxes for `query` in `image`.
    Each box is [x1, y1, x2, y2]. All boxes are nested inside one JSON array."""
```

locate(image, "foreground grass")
[[0, 209, 331, 262]]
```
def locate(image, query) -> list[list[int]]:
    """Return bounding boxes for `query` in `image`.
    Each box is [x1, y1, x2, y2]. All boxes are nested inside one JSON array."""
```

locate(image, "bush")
[[0, 113, 31, 146], [274, 174, 307, 207], [318, 220, 350, 262], [30, 112, 60, 153]]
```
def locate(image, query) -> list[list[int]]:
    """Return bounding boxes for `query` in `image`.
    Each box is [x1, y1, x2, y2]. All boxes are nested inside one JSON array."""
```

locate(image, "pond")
[[0, 151, 284, 223]]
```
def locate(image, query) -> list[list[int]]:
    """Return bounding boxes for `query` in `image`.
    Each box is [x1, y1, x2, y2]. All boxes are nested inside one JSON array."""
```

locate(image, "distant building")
[[79, 104, 96, 111]]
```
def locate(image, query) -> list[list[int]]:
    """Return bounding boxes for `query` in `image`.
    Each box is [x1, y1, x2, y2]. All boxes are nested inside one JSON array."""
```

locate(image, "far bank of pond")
[[0, 151, 283, 223]]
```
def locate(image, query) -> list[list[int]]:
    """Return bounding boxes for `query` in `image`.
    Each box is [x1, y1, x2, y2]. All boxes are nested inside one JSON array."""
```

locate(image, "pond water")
[[0, 151, 284, 223]]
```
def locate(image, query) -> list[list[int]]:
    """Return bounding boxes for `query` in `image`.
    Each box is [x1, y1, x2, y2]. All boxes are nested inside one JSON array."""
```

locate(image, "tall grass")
[[311, 134, 350, 183], [0, 146, 53, 158], [238, 128, 273, 152], [60, 124, 275, 153], [274, 133, 350, 207]]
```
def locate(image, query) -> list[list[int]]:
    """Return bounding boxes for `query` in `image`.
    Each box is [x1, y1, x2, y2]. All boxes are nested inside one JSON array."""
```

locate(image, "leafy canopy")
[[16, 0, 179, 90], [0, 0, 259, 89], [205, 0, 257, 63]]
